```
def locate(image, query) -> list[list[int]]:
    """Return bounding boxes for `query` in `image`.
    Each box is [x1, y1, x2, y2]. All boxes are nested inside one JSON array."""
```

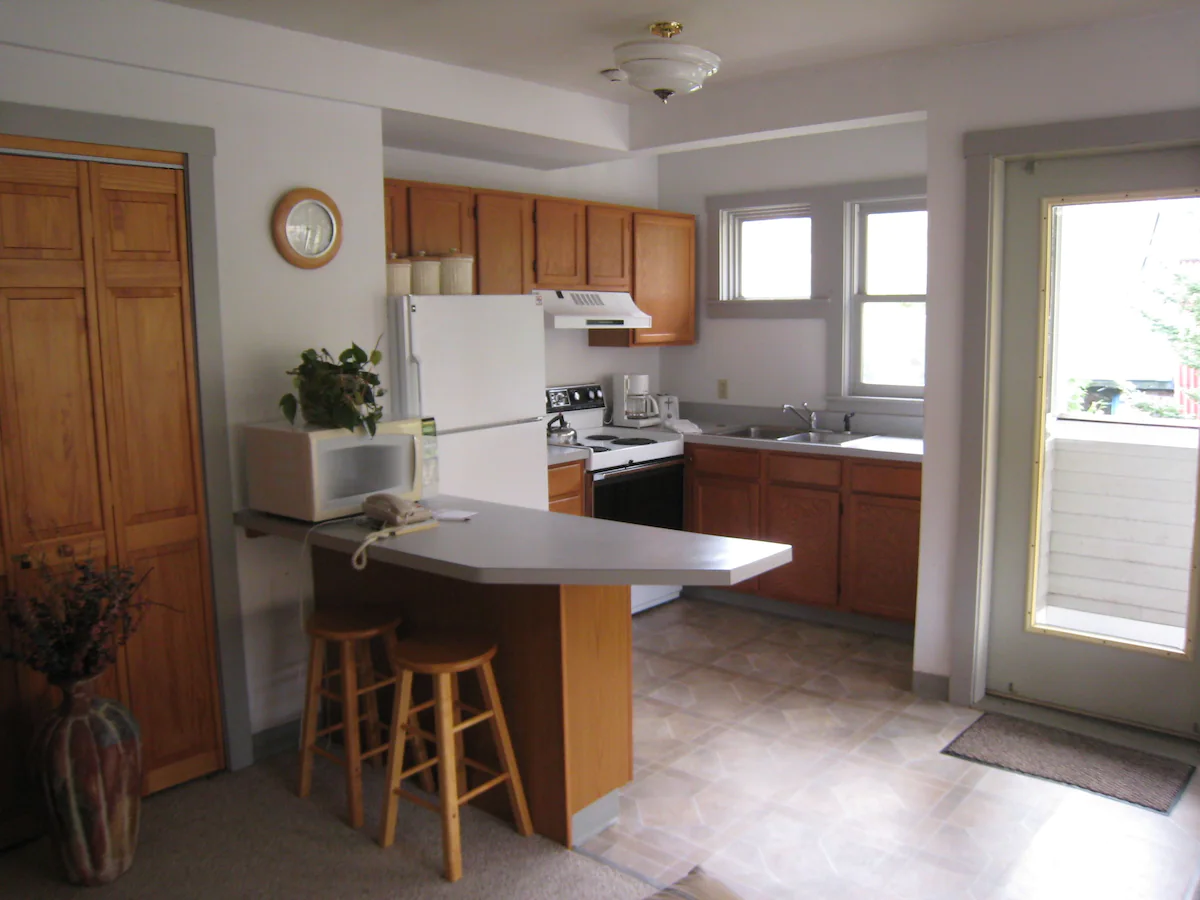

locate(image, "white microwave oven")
[[243, 418, 429, 522]]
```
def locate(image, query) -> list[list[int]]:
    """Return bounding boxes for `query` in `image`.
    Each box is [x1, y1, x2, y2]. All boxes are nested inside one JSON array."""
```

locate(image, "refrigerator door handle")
[[437, 416, 545, 436]]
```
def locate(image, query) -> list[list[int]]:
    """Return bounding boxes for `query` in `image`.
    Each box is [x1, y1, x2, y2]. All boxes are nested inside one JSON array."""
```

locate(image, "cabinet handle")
[[57, 543, 74, 559]]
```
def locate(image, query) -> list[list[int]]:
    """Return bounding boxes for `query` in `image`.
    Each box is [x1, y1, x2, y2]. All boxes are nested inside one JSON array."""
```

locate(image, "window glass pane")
[[865, 210, 927, 295], [861, 301, 926, 386], [1048, 196, 1200, 425], [739, 216, 811, 299]]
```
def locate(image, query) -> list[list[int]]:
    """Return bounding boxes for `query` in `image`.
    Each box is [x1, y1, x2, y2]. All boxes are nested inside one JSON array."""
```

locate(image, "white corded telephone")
[[352, 493, 435, 569]]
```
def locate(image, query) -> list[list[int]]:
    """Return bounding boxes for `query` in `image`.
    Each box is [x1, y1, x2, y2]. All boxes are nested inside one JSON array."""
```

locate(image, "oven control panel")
[[546, 383, 605, 413]]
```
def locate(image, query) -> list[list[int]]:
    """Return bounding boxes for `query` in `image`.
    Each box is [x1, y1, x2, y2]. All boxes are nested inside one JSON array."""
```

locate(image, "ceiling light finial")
[[609, 21, 720, 104], [649, 21, 683, 40]]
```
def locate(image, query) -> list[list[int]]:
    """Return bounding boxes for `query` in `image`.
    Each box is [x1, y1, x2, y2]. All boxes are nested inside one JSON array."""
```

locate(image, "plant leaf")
[[279, 393, 298, 424]]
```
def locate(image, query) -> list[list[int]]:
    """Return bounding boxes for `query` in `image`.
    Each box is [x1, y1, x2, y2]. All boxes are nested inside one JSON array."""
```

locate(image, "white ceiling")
[[161, 0, 1191, 101]]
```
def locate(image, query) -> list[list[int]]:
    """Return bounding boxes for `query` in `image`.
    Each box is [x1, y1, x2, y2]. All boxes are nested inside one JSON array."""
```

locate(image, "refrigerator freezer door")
[[388, 294, 546, 432], [432, 420, 550, 511]]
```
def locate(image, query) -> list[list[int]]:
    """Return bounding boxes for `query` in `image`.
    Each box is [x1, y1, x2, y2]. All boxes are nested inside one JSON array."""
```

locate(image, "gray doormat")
[[942, 713, 1195, 813]]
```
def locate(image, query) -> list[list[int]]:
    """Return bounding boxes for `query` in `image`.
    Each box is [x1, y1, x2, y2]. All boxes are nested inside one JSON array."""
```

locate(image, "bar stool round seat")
[[391, 633, 497, 674], [305, 607, 404, 641]]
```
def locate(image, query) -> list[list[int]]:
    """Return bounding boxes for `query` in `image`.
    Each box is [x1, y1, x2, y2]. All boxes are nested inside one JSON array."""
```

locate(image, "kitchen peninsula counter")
[[235, 497, 789, 849]]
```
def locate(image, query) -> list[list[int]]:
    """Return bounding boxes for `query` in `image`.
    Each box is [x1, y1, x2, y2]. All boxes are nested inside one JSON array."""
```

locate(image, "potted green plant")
[[279, 340, 386, 435], [1, 561, 150, 885]]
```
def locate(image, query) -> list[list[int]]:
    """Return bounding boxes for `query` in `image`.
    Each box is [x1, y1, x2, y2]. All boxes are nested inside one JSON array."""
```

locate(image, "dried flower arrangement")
[[1, 561, 150, 685]]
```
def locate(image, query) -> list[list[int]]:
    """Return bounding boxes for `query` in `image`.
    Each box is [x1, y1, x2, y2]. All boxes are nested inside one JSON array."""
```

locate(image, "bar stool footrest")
[[457, 773, 510, 806]]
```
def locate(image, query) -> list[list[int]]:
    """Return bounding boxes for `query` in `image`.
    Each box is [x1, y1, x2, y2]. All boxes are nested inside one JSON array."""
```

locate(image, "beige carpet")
[[0, 753, 651, 899]]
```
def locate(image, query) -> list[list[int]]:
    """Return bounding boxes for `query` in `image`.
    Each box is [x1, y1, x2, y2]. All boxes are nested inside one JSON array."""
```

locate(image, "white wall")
[[383, 146, 666, 391], [632, 7, 1200, 680], [0, 40, 387, 733], [656, 122, 927, 407]]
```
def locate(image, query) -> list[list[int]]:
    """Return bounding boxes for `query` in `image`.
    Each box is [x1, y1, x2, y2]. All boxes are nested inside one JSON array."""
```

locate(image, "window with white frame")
[[719, 204, 812, 301], [849, 199, 928, 398]]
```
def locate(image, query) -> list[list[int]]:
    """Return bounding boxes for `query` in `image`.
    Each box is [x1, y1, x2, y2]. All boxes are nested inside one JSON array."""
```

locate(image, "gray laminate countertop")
[[234, 495, 791, 587], [547, 445, 591, 465], [684, 431, 923, 463]]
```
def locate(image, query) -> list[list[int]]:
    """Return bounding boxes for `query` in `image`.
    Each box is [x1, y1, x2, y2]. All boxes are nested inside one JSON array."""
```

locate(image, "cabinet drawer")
[[766, 452, 842, 488], [548, 461, 584, 498], [549, 494, 584, 516], [686, 445, 761, 480], [848, 461, 922, 498]]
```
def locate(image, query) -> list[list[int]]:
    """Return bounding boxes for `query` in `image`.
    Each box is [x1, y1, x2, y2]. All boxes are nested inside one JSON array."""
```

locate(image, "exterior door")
[[987, 145, 1200, 735]]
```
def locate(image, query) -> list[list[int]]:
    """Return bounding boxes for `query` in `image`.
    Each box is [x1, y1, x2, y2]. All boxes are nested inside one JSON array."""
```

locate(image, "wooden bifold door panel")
[[0, 147, 223, 847]]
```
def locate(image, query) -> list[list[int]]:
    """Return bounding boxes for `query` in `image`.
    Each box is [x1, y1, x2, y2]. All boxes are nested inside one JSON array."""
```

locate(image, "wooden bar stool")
[[298, 607, 433, 828], [378, 632, 533, 882]]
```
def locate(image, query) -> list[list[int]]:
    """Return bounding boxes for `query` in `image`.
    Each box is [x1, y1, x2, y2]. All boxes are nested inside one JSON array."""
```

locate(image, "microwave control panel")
[[546, 383, 605, 413]]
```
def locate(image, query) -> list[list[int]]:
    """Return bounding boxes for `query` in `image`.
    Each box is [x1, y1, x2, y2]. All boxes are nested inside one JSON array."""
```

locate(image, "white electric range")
[[546, 383, 684, 613]]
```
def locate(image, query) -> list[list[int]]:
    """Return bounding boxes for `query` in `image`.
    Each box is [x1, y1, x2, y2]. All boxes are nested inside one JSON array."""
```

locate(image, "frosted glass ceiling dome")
[[611, 22, 720, 103]]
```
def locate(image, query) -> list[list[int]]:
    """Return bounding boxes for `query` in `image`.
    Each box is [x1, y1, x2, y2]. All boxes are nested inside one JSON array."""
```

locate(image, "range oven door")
[[591, 457, 684, 530]]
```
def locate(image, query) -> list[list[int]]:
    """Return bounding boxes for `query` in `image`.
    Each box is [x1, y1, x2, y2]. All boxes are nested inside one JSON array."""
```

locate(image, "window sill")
[[828, 395, 924, 417], [706, 298, 831, 320]]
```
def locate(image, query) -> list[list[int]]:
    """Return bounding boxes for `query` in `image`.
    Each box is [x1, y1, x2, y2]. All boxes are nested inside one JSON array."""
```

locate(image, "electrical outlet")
[[717, 378, 729, 400]]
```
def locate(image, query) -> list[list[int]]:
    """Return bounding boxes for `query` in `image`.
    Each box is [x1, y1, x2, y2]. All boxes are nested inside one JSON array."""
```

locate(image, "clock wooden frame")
[[272, 187, 343, 269]]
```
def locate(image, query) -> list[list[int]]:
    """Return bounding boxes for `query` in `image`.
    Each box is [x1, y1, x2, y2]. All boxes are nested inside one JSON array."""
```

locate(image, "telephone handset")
[[362, 493, 432, 527], [353, 493, 435, 570]]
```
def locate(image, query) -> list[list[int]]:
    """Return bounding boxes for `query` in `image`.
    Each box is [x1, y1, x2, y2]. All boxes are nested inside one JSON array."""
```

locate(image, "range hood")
[[534, 290, 652, 330]]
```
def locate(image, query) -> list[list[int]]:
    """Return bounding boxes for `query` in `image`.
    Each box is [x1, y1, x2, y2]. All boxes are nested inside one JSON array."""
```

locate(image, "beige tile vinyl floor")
[[579, 598, 1200, 900]]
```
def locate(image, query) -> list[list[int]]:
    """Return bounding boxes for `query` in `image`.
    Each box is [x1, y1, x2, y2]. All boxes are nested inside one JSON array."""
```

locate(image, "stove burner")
[[610, 437, 656, 446], [590, 446, 611, 452], [586, 434, 621, 442]]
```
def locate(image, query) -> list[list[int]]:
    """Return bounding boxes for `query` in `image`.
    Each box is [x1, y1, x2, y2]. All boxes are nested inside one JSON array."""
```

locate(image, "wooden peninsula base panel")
[[311, 547, 632, 847]]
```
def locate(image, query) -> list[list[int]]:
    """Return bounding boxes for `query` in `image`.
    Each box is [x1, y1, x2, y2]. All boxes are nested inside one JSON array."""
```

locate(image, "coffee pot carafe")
[[614, 374, 662, 428]]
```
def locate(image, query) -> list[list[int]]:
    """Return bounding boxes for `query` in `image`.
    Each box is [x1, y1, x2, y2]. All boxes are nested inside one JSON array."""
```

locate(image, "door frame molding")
[[0, 100, 254, 770], [953, 107, 1200, 707]]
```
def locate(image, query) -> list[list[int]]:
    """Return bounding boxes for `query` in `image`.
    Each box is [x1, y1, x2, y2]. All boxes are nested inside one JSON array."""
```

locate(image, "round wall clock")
[[272, 188, 343, 269]]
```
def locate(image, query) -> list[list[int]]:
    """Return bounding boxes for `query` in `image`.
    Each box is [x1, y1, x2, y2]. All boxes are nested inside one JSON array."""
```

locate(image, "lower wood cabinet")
[[685, 445, 922, 621], [548, 459, 589, 516]]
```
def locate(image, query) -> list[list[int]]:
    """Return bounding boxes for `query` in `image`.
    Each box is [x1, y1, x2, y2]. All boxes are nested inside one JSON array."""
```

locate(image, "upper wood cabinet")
[[384, 179, 409, 259], [534, 198, 587, 288], [408, 182, 474, 257], [590, 212, 696, 348], [586, 206, 632, 290], [474, 191, 534, 295]]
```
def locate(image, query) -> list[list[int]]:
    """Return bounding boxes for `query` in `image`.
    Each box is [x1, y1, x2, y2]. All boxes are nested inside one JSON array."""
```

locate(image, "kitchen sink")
[[777, 431, 865, 445], [720, 425, 804, 440]]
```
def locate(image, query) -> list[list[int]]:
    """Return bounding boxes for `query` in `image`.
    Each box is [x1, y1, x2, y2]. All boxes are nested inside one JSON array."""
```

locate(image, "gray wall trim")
[[253, 719, 301, 763], [683, 586, 915, 641], [963, 108, 1200, 160], [570, 790, 619, 848], [911, 671, 951, 703], [0, 102, 254, 772], [954, 105, 1200, 712], [0, 100, 216, 158], [705, 298, 831, 319]]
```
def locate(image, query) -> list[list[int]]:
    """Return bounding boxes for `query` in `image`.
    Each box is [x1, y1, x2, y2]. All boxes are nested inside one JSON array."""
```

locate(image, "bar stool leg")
[[340, 639, 364, 828], [356, 641, 384, 766], [434, 672, 464, 882], [379, 668, 414, 849], [450, 676, 468, 795], [298, 635, 325, 799], [382, 631, 435, 793], [477, 661, 534, 836]]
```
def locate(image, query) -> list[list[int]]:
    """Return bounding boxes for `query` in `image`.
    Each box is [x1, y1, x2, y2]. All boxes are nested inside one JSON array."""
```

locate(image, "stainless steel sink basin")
[[721, 425, 803, 440], [778, 431, 865, 445]]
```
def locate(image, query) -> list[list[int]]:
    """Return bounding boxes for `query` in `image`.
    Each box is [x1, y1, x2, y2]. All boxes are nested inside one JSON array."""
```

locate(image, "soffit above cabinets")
[[161, 0, 1191, 102]]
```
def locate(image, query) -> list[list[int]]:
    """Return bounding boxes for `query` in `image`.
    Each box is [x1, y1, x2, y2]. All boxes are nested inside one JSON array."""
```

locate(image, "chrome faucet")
[[782, 402, 816, 430]]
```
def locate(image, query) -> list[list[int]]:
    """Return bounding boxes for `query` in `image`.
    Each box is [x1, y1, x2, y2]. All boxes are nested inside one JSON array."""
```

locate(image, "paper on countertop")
[[432, 509, 477, 522]]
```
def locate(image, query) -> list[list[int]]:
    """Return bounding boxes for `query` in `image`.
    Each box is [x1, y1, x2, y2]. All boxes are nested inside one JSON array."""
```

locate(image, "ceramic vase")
[[33, 678, 142, 885]]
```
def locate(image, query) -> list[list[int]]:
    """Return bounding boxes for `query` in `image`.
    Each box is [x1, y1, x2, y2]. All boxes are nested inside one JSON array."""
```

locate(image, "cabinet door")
[[90, 164, 225, 792], [688, 473, 760, 591], [759, 485, 840, 608], [632, 213, 695, 345], [534, 198, 586, 288], [384, 179, 409, 259], [843, 494, 920, 621], [409, 183, 473, 257], [586, 206, 632, 289], [475, 191, 533, 294]]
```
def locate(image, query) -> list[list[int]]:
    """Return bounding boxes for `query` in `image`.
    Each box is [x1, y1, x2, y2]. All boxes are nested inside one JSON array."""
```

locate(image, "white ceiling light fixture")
[[607, 21, 720, 103]]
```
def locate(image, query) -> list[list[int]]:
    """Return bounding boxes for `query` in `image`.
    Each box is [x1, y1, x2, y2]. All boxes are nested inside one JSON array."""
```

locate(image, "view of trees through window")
[[1049, 196, 1200, 427]]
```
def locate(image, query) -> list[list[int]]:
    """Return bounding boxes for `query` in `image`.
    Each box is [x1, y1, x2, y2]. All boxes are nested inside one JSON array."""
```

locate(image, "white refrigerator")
[[387, 294, 549, 511]]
